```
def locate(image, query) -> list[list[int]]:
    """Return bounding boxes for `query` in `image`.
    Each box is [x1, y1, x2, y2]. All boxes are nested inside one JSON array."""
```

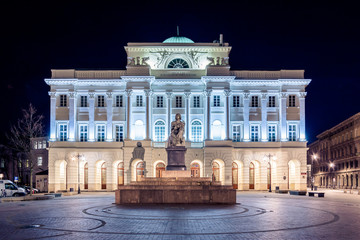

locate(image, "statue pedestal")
[[166, 146, 187, 171]]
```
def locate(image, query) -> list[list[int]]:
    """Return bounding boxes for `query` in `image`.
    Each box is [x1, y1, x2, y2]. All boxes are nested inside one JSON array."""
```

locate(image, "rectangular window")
[[289, 95, 296, 107], [193, 96, 200, 108], [79, 125, 88, 142], [59, 124, 67, 141], [233, 96, 240, 107], [116, 95, 123, 107], [213, 95, 220, 107], [268, 125, 276, 142], [250, 125, 259, 142], [1, 159, 4, 168], [42, 140, 46, 148], [157, 96, 164, 108], [288, 124, 297, 141], [37, 157, 43, 166], [268, 96, 275, 107], [115, 125, 124, 142], [136, 95, 143, 107], [60, 95, 67, 107], [251, 96, 259, 107], [232, 125, 241, 142], [97, 125, 106, 142], [80, 96, 88, 107], [98, 95, 105, 107], [38, 141, 42, 149], [33, 141, 38, 149], [176, 96, 182, 108]]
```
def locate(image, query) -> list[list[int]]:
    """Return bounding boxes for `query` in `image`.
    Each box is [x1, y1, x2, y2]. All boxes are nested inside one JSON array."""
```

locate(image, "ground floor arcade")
[[48, 141, 308, 193]]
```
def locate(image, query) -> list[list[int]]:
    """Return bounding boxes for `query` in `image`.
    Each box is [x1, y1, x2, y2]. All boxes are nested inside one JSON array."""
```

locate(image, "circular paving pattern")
[[14, 203, 339, 236]]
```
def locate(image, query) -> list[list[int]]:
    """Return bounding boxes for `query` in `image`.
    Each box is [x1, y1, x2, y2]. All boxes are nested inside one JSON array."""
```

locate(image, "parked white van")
[[0, 180, 26, 197]]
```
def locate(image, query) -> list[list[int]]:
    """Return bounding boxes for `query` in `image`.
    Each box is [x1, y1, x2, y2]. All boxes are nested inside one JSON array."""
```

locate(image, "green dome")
[[163, 36, 194, 43]]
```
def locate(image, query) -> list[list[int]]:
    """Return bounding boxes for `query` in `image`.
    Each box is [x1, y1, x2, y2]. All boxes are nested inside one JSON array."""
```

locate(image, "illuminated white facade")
[[46, 35, 311, 192]]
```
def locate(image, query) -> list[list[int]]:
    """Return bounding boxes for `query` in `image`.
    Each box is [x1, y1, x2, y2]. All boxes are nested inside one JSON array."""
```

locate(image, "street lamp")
[[329, 162, 335, 189], [72, 153, 84, 194], [263, 154, 277, 192], [311, 154, 318, 190]]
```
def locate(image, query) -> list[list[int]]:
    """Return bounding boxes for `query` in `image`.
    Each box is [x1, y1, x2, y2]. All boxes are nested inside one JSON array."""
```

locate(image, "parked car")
[[23, 186, 39, 194], [0, 180, 26, 197]]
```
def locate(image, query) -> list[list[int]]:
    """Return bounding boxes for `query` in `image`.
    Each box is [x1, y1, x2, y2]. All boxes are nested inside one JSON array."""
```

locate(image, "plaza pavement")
[[0, 189, 359, 240]]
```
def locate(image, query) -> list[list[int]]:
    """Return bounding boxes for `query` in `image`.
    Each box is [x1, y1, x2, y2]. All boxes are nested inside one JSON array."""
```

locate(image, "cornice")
[[152, 79, 205, 86], [125, 46, 232, 53], [202, 76, 236, 82], [231, 79, 311, 86], [121, 76, 155, 82], [44, 78, 126, 86]]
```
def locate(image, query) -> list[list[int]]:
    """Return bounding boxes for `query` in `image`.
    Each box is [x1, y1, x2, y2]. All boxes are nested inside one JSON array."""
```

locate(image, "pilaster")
[[144, 89, 152, 140], [106, 91, 113, 141], [166, 92, 173, 137], [205, 89, 212, 140], [224, 90, 232, 140], [68, 92, 76, 141], [125, 89, 133, 140], [280, 92, 287, 141], [299, 92, 307, 141], [243, 92, 250, 141], [261, 93, 268, 141], [184, 92, 191, 140], [49, 92, 57, 141], [88, 92, 95, 142]]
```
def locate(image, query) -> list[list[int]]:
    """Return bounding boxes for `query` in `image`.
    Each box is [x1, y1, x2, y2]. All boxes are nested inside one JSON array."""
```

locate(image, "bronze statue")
[[168, 113, 185, 146]]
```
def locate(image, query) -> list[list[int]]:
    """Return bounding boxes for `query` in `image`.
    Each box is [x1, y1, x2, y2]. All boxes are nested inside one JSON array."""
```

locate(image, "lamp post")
[[329, 162, 335, 189], [263, 154, 277, 192], [72, 153, 84, 194], [311, 154, 318, 190]]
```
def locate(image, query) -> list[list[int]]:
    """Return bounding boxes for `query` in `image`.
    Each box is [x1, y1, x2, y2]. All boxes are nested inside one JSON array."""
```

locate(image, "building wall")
[[308, 113, 360, 189]]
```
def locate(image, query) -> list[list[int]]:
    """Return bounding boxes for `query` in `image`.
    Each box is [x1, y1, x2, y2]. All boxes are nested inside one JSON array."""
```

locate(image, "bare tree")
[[7, 104, 44, 195]]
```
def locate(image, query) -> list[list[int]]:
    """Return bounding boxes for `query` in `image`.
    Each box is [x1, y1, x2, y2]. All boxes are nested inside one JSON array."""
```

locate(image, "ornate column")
[[280, 92, 287, 141], [48, 91, 57, 141], [224, 90, 232, 140], [205, 89, 212, 140], [261, 93, 268, 141], [166, 92, 173, 137], [125, 89, 133, 140], [184, 92, 191, 141], [106, 91, 113, 141], [68, 92, 76, 141], [243, 92, 250, 141], [88, 92, 95, 141], [144, 89, 152, 140], [299, 92, 307, 141]]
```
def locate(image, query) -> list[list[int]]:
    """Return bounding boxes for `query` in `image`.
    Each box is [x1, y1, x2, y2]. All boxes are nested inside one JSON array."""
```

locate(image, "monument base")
[[115, 177, 236, 204], [166, 146, 187, 171], [162, 170, 191, 178]]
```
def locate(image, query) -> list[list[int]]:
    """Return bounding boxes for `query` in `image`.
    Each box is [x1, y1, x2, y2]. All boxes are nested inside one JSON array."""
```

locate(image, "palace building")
[[46, 34, 311, 193]]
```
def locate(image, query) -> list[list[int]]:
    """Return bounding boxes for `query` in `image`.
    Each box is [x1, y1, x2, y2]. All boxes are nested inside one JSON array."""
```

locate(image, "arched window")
[[167, 58, 189, 68], [191, 120, 202, 142], [154, 120, 166, 142], [134, 120, 144, 140], [212, 120, 222, 140]]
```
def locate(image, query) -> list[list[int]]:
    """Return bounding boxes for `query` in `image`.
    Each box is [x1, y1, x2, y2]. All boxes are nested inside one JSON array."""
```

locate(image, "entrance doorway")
[[267, 162, 271, 190], [156, 162, 165, 178], [212, 162, 220, 181], [232, 162, 238, 189], [249, 162, 255, 189], [84, 162, 88, 189], [191, 163, 200, 177], [118, 162, 124, 186], [101, 162, 106, 190], [136, 161, 145, 181]]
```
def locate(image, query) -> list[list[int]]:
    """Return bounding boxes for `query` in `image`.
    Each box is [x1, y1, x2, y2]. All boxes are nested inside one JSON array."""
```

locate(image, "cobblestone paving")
[[0, 191, 359, 239]]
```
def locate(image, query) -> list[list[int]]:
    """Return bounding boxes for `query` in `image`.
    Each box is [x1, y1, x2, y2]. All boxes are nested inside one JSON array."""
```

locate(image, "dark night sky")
[[0, 1, 359, 144]]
